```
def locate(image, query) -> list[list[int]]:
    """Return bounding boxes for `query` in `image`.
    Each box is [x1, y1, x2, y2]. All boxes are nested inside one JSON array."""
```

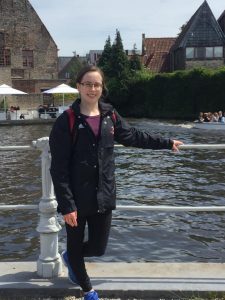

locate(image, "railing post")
[[34, 137, 62, 278]]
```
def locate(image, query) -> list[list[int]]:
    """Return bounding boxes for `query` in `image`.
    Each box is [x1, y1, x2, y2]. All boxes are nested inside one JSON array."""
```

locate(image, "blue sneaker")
[[84, 290, 99, 300], [61, 250, 78, 284]]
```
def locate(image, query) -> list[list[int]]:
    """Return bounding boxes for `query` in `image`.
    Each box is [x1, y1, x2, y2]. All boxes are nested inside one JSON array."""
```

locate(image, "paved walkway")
[[0, 262, 225, 299]]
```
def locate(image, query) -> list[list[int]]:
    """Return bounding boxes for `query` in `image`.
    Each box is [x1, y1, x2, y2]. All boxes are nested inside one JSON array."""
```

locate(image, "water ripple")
[[1, 121, 225, 262]]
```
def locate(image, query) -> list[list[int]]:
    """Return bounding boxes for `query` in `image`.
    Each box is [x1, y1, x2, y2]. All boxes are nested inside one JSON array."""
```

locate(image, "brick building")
[[141, 36, 176, 72], [0, 0, 65, 108]]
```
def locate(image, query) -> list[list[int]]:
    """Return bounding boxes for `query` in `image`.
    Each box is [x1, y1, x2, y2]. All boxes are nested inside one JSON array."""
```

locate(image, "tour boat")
[[193, 122, 225, 130]]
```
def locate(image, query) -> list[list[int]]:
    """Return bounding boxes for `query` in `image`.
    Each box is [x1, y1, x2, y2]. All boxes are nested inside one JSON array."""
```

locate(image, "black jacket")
[[49, 99, 174, 216]]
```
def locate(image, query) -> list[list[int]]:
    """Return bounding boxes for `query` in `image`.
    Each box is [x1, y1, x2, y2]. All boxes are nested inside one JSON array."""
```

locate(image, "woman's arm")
[[49, 113, 77, 215], [113, 110, 181, 150]]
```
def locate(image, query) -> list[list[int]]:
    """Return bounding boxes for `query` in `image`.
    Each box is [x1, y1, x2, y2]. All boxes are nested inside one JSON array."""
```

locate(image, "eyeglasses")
[[80, 82, 103, 89]]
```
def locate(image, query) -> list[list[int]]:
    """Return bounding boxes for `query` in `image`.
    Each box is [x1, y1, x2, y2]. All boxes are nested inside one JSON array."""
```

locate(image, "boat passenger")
[[198, 112, 204, 122], [221, 112, 225, 123], [218, 111, 223, 122], [212, 112, 219, 122], [203, 112, 211, 122]]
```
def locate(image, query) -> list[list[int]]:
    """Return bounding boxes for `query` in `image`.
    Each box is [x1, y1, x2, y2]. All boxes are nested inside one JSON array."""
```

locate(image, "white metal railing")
[[0, 145, 33, 150], [0, 205, 38, 210], [2, 143, 225, 151], [178, 144, 225, 150], [1, 139, 225, 279], [0, 137, 62, 278], [2, 204, 225, 212], [117, 205, 225, 212]]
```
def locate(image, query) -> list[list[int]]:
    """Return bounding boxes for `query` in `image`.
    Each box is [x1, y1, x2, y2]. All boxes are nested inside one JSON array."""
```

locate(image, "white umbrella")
[[43, 83, 78, 107], [0, 84, 27, 113]]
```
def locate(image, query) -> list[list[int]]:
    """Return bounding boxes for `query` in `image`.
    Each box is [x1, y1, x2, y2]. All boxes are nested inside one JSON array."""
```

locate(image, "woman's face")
[[77, 71, 103, 105]]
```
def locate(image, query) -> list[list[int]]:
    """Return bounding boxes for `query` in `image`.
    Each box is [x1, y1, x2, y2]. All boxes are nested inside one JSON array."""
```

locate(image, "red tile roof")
[[142, 38, 176, 72]]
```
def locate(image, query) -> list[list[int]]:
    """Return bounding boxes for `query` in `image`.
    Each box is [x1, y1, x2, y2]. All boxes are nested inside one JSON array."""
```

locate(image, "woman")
[[49, 65, 183, 300]]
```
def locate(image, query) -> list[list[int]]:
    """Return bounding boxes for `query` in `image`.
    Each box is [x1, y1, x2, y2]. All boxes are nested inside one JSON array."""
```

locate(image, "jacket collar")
[[71, 98, 114, 116]]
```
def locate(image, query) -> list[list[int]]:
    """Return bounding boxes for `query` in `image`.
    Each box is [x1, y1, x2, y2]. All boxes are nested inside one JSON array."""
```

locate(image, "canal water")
[[0, 119, 225, 262]]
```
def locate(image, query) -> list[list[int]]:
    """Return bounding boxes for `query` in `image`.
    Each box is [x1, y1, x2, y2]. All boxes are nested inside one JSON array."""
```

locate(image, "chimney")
[[142, 33, 146, 55]]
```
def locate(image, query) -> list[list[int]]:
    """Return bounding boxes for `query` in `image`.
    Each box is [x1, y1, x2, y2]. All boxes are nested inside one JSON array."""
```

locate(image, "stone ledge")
[[0, 262, 225, 299]]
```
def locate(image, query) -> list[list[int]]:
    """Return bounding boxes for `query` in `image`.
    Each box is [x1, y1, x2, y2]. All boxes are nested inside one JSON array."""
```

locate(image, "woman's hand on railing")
[[63, 211, 78, 227], [172, 140, 184, 152]]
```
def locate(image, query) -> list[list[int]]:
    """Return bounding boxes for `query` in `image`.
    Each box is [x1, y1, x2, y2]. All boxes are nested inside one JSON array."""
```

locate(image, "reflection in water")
[[0, 121, 225, 262]]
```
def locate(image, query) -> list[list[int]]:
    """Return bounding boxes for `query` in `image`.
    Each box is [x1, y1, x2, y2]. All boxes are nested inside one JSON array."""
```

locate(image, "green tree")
[[97, 36, 112, 77], [110, 29, 130, 78], [178, 21, 188, 35], [129, 43, 142, 71]]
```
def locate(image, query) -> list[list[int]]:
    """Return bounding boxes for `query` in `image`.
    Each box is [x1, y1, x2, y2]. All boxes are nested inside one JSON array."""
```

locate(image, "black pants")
[[65, 211, 112, 292]]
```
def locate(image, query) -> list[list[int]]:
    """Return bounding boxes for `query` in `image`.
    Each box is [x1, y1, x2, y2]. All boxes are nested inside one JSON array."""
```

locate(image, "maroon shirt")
[[82, 114, 100, 137]]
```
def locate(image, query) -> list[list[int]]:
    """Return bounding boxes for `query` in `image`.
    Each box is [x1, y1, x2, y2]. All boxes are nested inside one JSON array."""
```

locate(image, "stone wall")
[[185, 59, 224, 70]]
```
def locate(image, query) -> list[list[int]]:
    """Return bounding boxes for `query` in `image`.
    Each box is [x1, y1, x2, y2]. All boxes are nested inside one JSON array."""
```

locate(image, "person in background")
[[198, 112, 204, 122], [212, 112, 219, 122], [49, 65, 183, 300], [38, 105, 45, 118], [203, 112, 211, 122], [218, 111, 223, 122], [10, 106, 15, 112]]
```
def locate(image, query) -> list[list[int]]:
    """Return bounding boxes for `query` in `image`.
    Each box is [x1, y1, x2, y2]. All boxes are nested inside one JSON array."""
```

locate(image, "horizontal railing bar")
[[116, 205, 225, 212], [1, 144, 225, 151], [179, 144, 225, 150], [0, 205, 38, 210], [0, 145, 33, 151], [1, 204, 225, 212], [115, 144, 225, 150]]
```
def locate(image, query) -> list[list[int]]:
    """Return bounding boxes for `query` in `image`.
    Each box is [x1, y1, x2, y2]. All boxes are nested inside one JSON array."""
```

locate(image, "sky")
[[29, 0, 225, 57]]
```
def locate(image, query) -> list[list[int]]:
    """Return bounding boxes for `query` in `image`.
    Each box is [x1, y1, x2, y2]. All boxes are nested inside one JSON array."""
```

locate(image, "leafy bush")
[[108, 67, 225, 120]]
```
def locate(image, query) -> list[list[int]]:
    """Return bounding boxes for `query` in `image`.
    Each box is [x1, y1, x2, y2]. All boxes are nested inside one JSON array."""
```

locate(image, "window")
[[65, 72, 70, 79], [0, 33, 5, 48], [206, 47, 213, 58], [214, 47, 223, 58], [0, 48, 11, 66], [22, 50, 34, 67], [186, 46, 224, 59], [186, 48, 194, 59], [196, 47, 205, 59]]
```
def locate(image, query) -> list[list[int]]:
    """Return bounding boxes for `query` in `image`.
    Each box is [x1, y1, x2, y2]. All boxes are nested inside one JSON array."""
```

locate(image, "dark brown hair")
[[76, 65, 108, 99]]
